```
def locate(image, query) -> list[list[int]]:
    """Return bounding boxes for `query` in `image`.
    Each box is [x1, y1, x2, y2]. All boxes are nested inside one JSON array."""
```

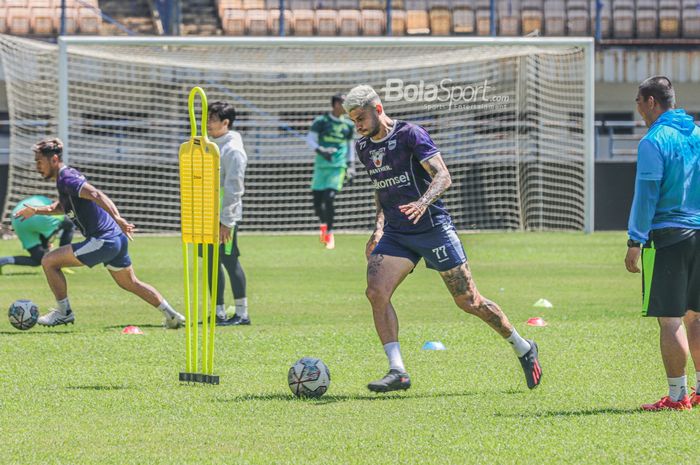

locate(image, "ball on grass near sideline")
[[288, 357, 330, 398], [8, 299, 39, 330]]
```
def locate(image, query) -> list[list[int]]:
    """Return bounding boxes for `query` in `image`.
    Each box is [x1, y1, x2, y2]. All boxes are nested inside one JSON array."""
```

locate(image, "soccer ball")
[[287, 357, 331, 398], [8, 299, 39, 331]]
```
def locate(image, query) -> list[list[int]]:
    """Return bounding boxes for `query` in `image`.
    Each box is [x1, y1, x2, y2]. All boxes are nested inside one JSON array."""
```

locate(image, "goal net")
[[0, 35, 593, 233]]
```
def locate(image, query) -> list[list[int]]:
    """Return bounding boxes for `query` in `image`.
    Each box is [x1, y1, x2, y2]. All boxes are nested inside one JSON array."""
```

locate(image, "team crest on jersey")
[[388, 139, 397, 151], [369, 147, 386, 167]]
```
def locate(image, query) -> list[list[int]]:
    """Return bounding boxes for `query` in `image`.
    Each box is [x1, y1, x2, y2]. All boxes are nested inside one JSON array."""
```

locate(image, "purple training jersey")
[[356, 121, 452, 233], [56, 166, 122, 238]]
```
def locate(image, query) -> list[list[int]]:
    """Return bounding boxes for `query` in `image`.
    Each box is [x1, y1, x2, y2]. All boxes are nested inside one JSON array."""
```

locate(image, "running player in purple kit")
[[14, 138, 185, 329], [343, 85, 542, 392]]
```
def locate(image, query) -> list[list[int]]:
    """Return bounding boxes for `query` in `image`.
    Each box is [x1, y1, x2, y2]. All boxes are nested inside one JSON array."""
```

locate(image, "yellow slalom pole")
[[178, 86, 220, 385], [183, 242, 192, 373], [208, 242, 219, 374], [193, 244, 199, 373], [202, 244, 210, 375]]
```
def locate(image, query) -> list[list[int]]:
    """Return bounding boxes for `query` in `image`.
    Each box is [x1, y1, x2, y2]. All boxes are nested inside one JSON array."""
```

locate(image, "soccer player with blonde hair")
[[344, 85, 542, 392]]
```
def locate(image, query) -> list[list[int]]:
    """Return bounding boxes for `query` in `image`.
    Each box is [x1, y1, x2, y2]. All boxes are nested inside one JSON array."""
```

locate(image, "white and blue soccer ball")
[[8, 299, 39, 331], [288, 357, 330, 398]]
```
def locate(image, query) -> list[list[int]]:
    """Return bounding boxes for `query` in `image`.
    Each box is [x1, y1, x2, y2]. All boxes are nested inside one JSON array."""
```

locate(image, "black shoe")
[[518, 339, 542, 389], [215, 315, 234, 326], [217, 314, 251, 326], [367, 369, 411, 392]]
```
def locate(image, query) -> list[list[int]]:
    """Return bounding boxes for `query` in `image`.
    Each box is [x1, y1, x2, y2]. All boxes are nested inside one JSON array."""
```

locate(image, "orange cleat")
[[641, 395, 692, 411], [319, 224, 328, 244], [325, 232, 335, 250], [690, 388, 700, 407]]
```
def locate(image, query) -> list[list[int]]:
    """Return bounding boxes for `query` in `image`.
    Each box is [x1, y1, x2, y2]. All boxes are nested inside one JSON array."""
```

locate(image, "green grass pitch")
[[0, 232, 696, 464]]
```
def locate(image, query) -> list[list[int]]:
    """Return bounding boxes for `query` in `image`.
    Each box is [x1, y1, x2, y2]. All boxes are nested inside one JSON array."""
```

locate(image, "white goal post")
[[0, 35, 594, 233]]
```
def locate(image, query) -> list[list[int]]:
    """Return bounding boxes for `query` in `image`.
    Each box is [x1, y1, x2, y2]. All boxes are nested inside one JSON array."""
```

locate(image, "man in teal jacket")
[[626, 76, 700, 411]]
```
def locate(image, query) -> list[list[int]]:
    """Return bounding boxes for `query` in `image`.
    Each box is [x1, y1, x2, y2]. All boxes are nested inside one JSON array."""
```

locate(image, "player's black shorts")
[[642, 230, 700, 317]]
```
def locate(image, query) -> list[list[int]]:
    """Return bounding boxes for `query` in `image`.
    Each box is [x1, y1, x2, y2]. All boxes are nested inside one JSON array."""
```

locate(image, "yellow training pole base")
[[179, 372, 220, 385]]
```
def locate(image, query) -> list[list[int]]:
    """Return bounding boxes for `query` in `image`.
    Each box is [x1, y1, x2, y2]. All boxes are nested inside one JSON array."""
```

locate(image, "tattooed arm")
[[366, 192, 385, 260], [399, 154, 452, 224]]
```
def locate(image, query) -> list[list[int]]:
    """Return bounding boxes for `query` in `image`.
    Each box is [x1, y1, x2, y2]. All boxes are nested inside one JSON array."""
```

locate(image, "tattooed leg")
[[366, 254, 415, 345], [440, 263, 514, 338]]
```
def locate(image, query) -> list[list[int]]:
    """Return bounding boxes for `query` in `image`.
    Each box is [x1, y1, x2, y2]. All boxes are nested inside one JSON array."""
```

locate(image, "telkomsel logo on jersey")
[[373, 171, 411, 190]]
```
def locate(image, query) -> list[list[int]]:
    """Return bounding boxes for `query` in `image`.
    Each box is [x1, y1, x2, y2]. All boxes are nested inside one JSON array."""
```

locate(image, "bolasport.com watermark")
[[381, 78, 510, 111]]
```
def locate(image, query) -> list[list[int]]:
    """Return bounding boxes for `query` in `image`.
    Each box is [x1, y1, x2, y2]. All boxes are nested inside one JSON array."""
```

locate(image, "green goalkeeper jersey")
[[310, 113, 355, 169], [11, 195, 64, 250]]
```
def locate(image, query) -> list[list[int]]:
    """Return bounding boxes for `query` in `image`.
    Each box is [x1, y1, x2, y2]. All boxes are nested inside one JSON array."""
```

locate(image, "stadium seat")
[[589, 0, 611, 38], [612, 0, 634, 38], [219, 0, 244, 19], [221, 9, 246, 35], [521, 0, 542, 34], [682, 6, 700, 37], [316, 9, 338, 35], [636, 6, 658, 38], [243, 0, 265, 8], [5, 0, 29, 6], [453, 5, 476, 34], [429, 0, 452, 8], [361, 9, 385, 35], [498, 0, 520, 36], [338, 9, 361, 35], [567, 7, 589, 35], [7, 7, 30, 35], [78, 7, 101, 34], [567, 0, 588, 9], [289, 0, 314, 8], [335, 0, 361, 8], [270, 9, 293, 34], [406, 8, 429, 34], [360, 0, 385, 8], [543, 0, 565, 35], [29, 0, 53, 7], [430, 7, 452, 35], [30, 7, 55, 34], [659, 0, 681, 37], [475, 9, 492, 35], [52, 6, 76, 33], [389, 9, 406, 34], [246, 9, 270, 35], [292, 9, 315, 35]]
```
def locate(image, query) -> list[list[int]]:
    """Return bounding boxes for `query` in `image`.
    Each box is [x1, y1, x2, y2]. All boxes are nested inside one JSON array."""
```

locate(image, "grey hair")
[[343, 85, 381, 112]]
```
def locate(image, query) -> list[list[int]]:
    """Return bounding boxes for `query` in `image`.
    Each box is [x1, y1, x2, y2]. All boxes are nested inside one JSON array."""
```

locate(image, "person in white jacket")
[[204, 101, 250, 326]]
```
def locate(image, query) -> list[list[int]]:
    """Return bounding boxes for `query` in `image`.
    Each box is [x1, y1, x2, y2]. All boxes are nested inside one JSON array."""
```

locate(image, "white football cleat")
[[37, 308, 75, 326], [163, 310, 185, 329]]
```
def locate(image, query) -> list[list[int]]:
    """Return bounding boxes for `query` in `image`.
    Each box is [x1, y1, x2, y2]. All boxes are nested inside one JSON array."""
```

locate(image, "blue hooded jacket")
[[628, 109, 700, 243]]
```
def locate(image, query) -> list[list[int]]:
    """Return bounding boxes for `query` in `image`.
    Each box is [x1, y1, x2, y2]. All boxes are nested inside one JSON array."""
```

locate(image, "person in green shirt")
[[0, 195, 74, 274], [306, 93, 356, 250]]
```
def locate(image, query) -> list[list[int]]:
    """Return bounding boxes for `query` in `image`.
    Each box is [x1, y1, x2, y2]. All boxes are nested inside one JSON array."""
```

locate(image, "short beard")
[[366, 123, 380, 139]]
